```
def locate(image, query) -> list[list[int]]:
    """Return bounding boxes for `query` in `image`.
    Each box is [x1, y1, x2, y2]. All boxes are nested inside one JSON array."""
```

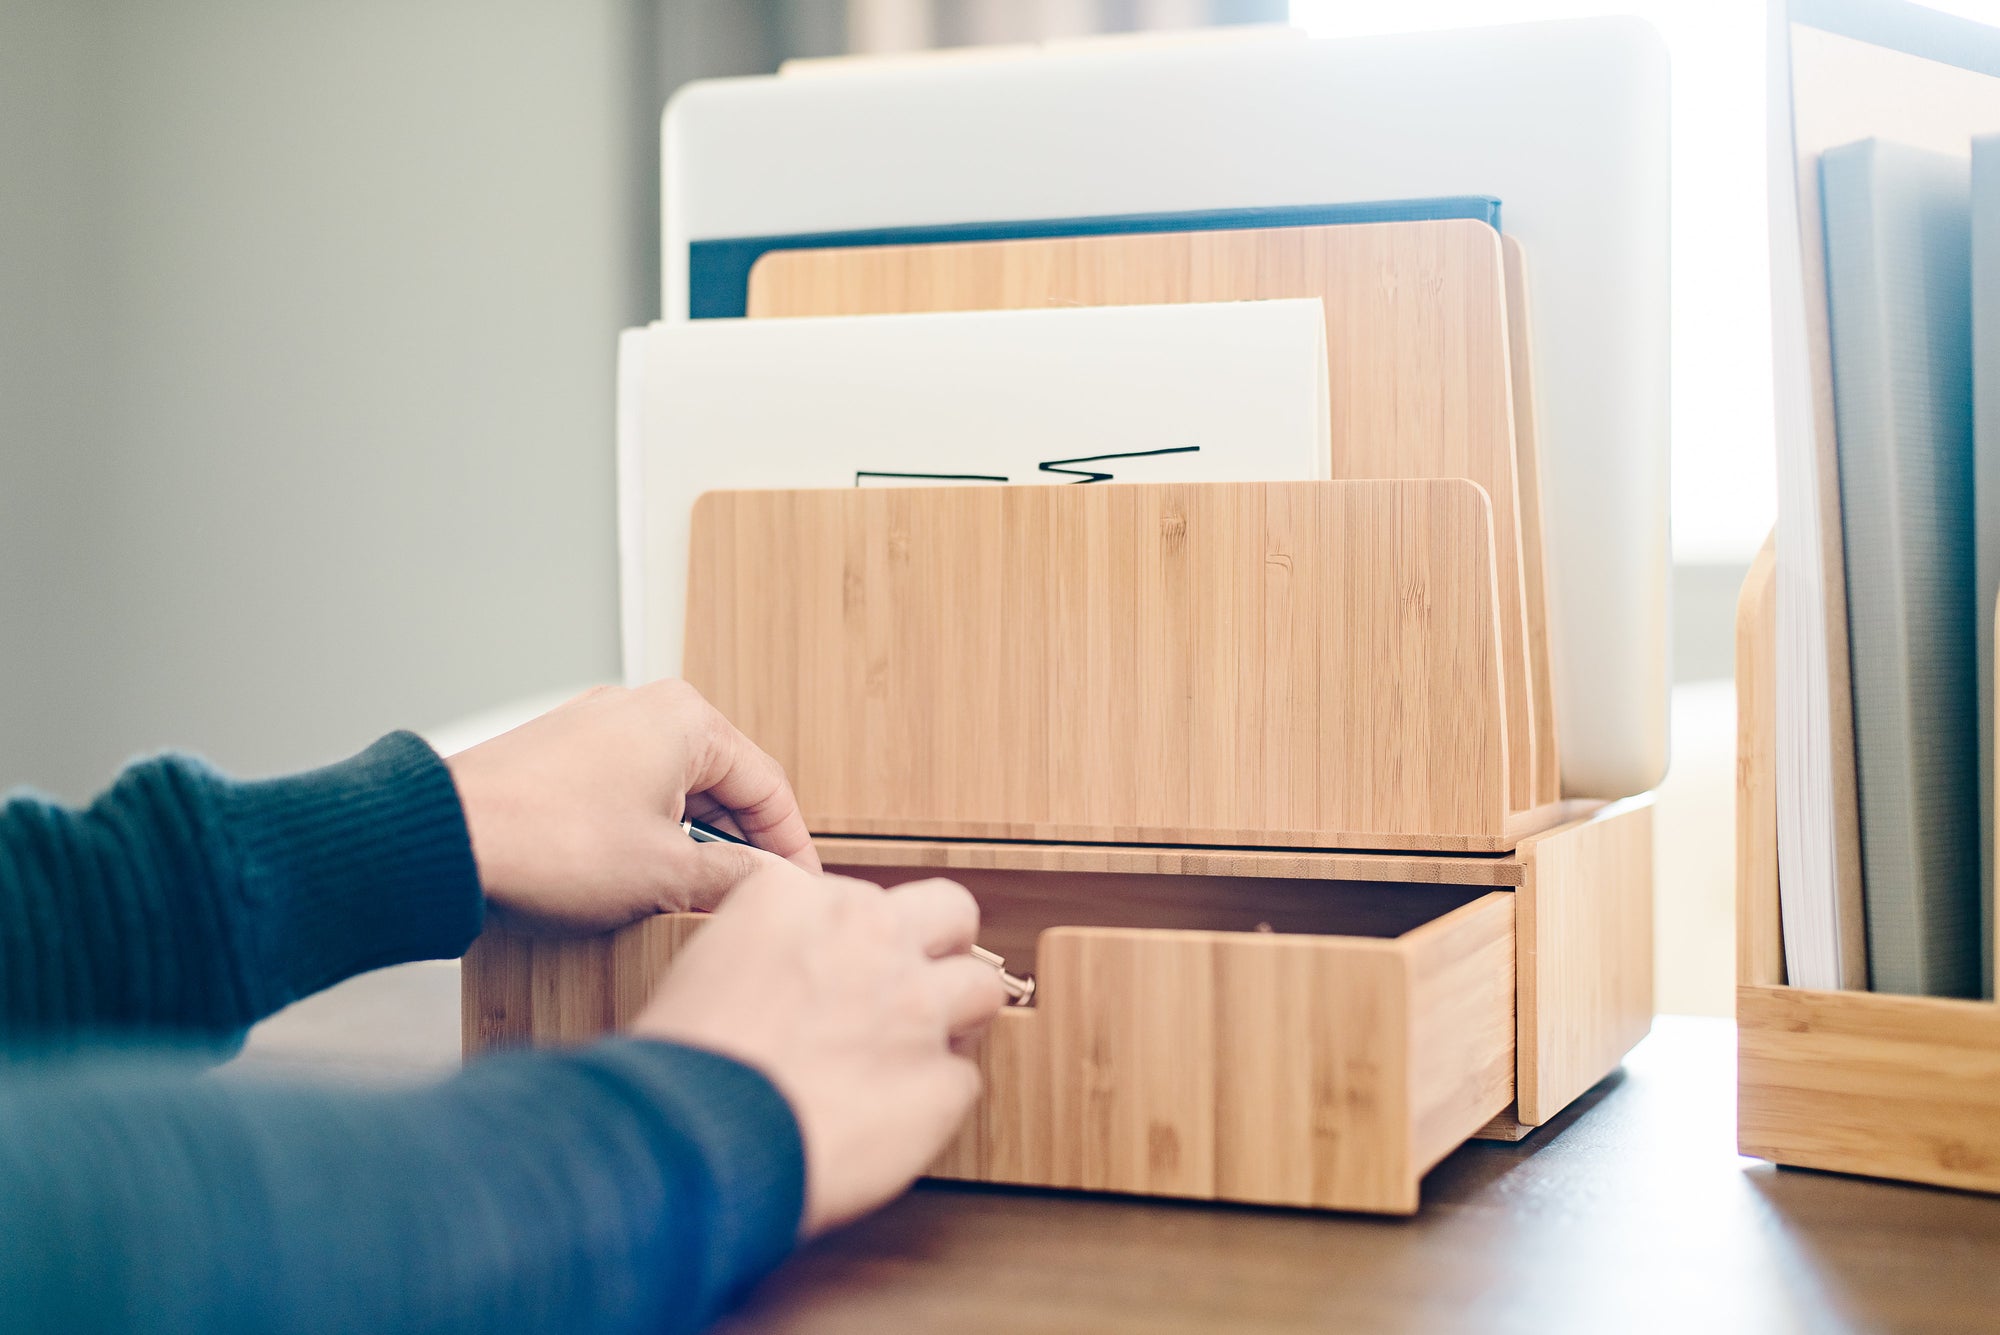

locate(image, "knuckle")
[[822, 876, 886, 930], [738, 862, 803, 909], [932, 877, 980, 920], [899, 877, 980, 935], [656, 677, 702, 703]]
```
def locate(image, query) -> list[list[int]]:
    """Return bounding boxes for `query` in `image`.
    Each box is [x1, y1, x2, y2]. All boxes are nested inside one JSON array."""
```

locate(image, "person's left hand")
[[444, 680, 822, 934]]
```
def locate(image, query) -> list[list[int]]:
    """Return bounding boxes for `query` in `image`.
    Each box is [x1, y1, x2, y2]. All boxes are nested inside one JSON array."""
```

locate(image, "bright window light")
[[1912, 1, 2000, 22], [1291, 0, 1774, 565]]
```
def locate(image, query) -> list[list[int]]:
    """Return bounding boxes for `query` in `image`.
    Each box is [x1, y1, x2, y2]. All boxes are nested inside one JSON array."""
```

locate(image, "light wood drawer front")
[[465, 878, 1517, 1215], [871, 873, 1517, 1215]]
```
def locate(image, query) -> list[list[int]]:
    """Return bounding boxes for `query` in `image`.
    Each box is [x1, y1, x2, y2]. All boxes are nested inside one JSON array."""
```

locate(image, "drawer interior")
[[828, 864, 1489, 976]]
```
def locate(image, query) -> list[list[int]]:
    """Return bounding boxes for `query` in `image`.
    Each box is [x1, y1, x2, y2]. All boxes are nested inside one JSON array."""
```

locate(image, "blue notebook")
[[1973, 134, 2000, 999], [1821, 137, 1980, 997], [686, 196, 1503, 319]]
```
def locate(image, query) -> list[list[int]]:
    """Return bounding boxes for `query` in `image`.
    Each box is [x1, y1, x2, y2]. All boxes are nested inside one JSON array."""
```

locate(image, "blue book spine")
[[686, 196, 1502, 319]]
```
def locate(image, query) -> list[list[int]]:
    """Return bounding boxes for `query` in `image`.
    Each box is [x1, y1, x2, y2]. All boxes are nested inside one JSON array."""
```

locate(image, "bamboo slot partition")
[[1734, 535, 2000, 1192]]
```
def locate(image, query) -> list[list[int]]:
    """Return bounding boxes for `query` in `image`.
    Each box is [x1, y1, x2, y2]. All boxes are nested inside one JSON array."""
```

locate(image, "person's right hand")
[[631, 864, 1007, 1238]]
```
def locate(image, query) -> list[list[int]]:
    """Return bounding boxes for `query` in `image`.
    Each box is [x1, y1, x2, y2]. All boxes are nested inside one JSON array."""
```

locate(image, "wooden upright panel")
[[1501, 236, 1563, 804], [748, 220, 1546, 813], [1736, 534, 1783, 986], [685, 480, 1517, 851], [1513, 799, 1654, 1124]]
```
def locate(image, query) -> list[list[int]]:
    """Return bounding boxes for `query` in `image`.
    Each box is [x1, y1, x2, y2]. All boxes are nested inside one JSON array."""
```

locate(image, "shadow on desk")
[[716, 1018, 2000, 1335]]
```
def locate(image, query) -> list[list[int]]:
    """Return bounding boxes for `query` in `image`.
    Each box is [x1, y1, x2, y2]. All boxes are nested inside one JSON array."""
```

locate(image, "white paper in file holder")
[[618, 298, 1332, 682]]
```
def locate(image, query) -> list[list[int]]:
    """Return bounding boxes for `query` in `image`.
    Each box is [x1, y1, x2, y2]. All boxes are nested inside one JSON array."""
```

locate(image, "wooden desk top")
[[716, 1018, 2000, 1335]]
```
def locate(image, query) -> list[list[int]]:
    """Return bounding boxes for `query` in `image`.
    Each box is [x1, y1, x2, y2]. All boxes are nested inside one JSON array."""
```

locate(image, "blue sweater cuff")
[[214, 732, 484, 1012]]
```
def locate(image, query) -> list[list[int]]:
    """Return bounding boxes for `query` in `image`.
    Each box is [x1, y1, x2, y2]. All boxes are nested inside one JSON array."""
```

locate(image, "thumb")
[[666, 838, 779, 912]]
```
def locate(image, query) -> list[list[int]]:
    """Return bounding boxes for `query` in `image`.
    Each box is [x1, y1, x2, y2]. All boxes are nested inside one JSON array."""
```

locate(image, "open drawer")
[[626, 873, 1515, 1215], [885, 870, 1514, 1214], [462, 803, 1651, 1216]]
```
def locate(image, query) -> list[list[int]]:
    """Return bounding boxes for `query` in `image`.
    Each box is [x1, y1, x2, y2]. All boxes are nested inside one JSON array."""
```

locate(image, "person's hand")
[[445, 680, 822, 934], [633, 863, 1007, 1238]]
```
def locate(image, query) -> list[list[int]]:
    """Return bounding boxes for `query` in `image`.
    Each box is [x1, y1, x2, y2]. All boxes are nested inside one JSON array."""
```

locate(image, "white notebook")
[[617, 299, 1332, 682]]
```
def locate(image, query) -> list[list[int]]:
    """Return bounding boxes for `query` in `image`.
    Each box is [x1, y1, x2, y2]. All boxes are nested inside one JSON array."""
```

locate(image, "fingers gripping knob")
[[969, 945, 1035, 1007], [682, 818, 1036, 1005]]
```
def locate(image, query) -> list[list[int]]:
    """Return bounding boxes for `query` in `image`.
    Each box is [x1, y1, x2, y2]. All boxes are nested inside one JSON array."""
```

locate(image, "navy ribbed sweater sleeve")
[[0, 732, 482, 1037], [0, 1039, 805, 1335], [0, 735, 809, 1333]]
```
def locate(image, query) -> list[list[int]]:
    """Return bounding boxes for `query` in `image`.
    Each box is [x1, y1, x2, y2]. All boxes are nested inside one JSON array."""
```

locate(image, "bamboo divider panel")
[[684, 479, 1556, 852], [747, 219, 1554, 811], [1735, 531, 2000, 1193]]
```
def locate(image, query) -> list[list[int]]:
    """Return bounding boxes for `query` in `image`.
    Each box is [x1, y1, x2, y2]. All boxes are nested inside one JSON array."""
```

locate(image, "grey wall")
[[0, 0, 1315, 803], [3, 1, 655, 798], [1, 2, 117, 800]]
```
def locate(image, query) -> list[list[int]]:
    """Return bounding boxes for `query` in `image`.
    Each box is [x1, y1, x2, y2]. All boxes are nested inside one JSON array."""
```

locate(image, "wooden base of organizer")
[[1735, 536, 2000, 1194], [463, 801, 1652, 1215], [1738, 984, 2000, 1193]]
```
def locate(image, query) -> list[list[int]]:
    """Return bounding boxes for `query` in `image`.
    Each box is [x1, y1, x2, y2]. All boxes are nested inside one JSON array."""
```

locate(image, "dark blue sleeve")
[[0, 1038, 807, 1335], [0, 734, 809, 1328], [0, 732, 484, 1040]]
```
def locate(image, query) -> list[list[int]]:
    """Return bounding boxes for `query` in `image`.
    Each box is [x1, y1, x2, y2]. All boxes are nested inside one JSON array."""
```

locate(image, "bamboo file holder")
[[747, 219, 1562, 814], [465, 480, 1654, 1214], [1735, 537, 2000, 1193]]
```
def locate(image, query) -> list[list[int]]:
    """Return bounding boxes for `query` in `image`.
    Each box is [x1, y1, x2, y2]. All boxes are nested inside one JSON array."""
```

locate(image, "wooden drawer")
[[853, 869, 1515, 1214], [463, 804, 1654, 1215], [611, 871, 1513, 1215]]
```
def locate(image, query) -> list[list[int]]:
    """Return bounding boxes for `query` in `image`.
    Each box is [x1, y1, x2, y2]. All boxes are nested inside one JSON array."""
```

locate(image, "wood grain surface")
[[1738, 983, 2000, 1195], [747, 219, 1546, 813], [1513, 799, 1655, 1124], [684, 479, 1525, 851], [1737, 533, 1783, 986], [720, 892, 1513, 1213], [1501, 235, 1563, 805], [466, 885, 1515, 1214], [810, 835, 1529, 886], [1407, 892, 1520, 1170]]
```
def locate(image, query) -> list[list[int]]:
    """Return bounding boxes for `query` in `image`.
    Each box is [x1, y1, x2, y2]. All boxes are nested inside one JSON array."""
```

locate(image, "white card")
[[619, 299, 1331, 681]]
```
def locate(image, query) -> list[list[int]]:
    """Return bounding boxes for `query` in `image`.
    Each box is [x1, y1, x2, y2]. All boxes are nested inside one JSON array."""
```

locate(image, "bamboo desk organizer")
[[1735, 538, 2000, 1193], [464, 480, 1654, 1214]]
